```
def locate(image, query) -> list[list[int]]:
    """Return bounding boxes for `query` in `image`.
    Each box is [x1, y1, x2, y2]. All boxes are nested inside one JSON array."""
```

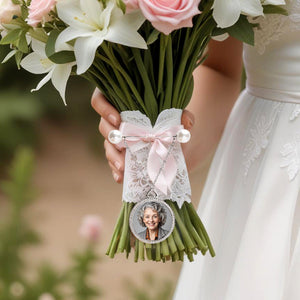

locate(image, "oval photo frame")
[[129, 199, 175, 244]]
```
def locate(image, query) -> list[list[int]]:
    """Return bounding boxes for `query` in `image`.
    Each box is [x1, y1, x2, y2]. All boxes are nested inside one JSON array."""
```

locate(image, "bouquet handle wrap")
[[106, 109, 215, 262], [120, 108, 192, 208]]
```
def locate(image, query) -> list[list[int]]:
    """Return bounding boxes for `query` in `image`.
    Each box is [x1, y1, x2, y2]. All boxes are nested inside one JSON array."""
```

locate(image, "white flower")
[[0, 0, 21, 24], [9, 282, 25, 297], [79, 215, 102, 242], [55, 0, 147, 75], [213, 0, 286, 28], [20, 39, 75, 104], [38, 293, 56, 300]]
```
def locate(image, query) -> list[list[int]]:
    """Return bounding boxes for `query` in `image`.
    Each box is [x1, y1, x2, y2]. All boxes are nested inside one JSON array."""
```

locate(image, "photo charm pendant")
[[129, 191, 175, 244]]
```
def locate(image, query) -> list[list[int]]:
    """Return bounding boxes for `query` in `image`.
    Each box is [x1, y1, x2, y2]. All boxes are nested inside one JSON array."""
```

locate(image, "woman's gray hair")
[[138, 201, 167, 227]]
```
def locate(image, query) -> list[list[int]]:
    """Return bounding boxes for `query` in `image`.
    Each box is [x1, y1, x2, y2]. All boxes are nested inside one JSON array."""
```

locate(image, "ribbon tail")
[[147, 141, 177, 195]]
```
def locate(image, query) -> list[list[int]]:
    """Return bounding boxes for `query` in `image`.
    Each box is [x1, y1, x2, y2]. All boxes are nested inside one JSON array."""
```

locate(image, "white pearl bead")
[[177, 129, 191, 143], [108, 130, 123, 144]]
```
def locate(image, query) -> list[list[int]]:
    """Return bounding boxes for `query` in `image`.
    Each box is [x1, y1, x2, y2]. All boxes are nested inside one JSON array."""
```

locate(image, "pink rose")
[[0, 0, 21, 24], [123, 0, 139, 13], [27, 0, 56, 27], [139, 0, 201, 35], [79, 215, 102, 243]]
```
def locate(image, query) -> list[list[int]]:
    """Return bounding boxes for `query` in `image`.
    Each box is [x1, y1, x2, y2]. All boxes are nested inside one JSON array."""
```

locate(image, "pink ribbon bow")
[[119, 122, 183, 195]]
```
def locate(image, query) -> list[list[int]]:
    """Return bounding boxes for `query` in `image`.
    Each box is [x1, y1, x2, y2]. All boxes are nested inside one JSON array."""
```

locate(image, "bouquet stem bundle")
[[83, 3, 217, 262], [107, 201, 215, 262]]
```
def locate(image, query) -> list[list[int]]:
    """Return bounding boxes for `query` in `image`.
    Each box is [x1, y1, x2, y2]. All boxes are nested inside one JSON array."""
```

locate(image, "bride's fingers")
[[91, 88, 121, 127], [104, 139, 125, 172], [99, 118, 118, 141], [181, 109, 195, 131], [108, 161, 124, 183]]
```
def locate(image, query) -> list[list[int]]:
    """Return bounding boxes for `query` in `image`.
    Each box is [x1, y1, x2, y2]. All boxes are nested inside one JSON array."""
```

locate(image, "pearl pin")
[[176, 129, 191, 143], [108, 130, 123, 144]]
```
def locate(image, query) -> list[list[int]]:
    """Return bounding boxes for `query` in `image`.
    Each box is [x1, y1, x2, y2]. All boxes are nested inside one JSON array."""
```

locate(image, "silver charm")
[[129, 194, 175, 244]]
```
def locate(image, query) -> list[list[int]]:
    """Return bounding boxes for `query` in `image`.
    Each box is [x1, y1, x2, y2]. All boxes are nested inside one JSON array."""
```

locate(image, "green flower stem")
[[167, 233, 178, 255], [172, 225, 185, 252], [138, 240, 145, 261], [145, 243, 152, 260], [178, 250, 184, 261], [162, 35, 173, 110], [167, 201, 195, 251], [126, 230, 131, 258], [185, 202, 215, 257], [161, 239, 170, 257], [182, 204, 208, 252], [134, 239, 139, 263], [106, 202, 125, 258], [117, 202, 133, 253], [131, 48, 158, 124], [172, 251, 179, 262], [93, 54, 135, 110], [100, 44, 148, 114], [92, 60, 130, 110], [155, 243, 161, 262], [157, 34, 167, 100]]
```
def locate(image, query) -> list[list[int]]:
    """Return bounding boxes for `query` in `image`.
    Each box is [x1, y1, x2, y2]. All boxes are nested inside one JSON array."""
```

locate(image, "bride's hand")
[[91, 88, 195, 183]]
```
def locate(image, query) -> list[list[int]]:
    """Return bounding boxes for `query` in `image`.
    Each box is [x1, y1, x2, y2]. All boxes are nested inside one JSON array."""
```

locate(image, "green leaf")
[[263, 5, 288, 15], [45, 30, 75, 64], [17, 31, 29, 53], [0, 28, 22, 45], [28, 28, 48, 43], [211, 27, 227, 37], [15, 50, 23, 69], [226, 15, 254, 45], [116, 0, 126, 13], [147, 29, 160, 45], [48, 51, 75, 64], [45, 30, 60, 57]]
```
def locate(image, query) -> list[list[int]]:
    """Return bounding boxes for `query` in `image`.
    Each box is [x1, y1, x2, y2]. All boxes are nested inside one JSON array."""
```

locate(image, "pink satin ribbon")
[[119, 122, 183, 195]]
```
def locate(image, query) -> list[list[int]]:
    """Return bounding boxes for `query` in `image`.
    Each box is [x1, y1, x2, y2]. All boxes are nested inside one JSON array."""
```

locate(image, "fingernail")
[[108, 114, 118, 126], [114, 161, 121, 170], [113, 172, 119, 182]]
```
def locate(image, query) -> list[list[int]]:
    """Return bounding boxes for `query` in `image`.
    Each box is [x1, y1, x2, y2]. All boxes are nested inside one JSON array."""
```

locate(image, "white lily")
[[55, 0, 147, 75], [213, 0, 286, 28], [20, 39, 75, 105]]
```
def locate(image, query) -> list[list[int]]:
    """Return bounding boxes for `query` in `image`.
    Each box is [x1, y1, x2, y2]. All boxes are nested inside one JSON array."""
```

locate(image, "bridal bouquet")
[[0, 0, 286, 262]]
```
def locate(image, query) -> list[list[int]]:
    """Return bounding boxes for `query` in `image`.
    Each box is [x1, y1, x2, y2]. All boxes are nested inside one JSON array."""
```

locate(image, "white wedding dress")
[[173, 1, 300, 299]]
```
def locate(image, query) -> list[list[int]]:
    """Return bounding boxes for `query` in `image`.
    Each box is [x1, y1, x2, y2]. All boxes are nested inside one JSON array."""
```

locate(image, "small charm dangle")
[[108, 130, 123, 144], [177, 129, 191, 143], [129, 190, 175, 244]]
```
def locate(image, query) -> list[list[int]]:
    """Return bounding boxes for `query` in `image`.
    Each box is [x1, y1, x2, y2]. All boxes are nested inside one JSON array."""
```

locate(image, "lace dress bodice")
[[244, 0, 300, 94]]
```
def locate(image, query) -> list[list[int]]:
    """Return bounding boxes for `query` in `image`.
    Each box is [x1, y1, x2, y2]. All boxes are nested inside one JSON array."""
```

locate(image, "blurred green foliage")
[[124, 273, 174, 300], [0, 44, 104, 167], [0, 148, 101, 300]]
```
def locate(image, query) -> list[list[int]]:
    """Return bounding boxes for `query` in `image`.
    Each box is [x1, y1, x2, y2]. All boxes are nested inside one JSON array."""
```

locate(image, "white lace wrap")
[[120, 109, 191, 208]]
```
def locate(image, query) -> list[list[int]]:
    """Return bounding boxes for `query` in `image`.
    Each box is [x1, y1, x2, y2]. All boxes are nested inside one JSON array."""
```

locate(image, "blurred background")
[[0, 45, 212, 300]]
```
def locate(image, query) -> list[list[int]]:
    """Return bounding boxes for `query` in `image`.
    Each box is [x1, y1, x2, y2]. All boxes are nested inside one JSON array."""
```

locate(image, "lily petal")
[[213, 0, 241, 28], [240, 0, 263, 17], [31, 69, 54, 92], [74, 35, 104, 74], [80, 0, 103, 25], [107, 10, 147, 49], [51, 63, 75, 105], [55, 27, 92, 50], [57, 0, 93, 30], [21, 52, 53, 74], [2, 49, 17, 63]]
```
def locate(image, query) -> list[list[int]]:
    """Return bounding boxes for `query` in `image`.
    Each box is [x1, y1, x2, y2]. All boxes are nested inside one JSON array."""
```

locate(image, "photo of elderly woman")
[[138, 202, 168, 241], [130, 200, 174, 244]]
